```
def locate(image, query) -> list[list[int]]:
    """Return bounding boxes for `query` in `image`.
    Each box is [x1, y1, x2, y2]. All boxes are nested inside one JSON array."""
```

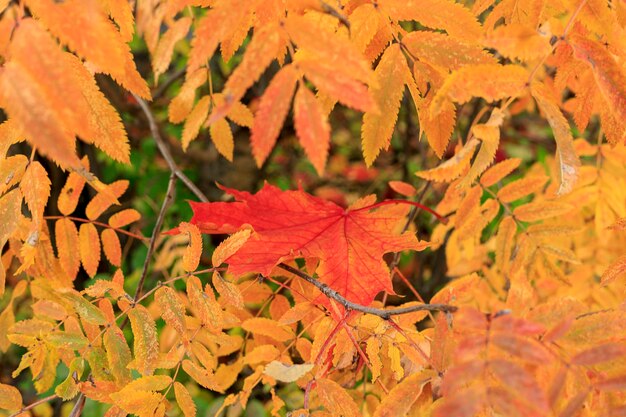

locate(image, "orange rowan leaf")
[[110, 390, 164, 417], [181, 359, 223, 392], [209, 118, 234, 162], [0, 383, 22, 410], [79, 222, 101, 278], [483, 23, 551, 61], [316, 378, 360, 417], [25, 0, 150, 98], [250, 65, 299, 167], [109, 209, 141, 228], [595, 375, 626, 392], [389, 181, 417, 197], [531, 83, 580, 195], [152, 17, 192, 80], [571, 342, 626, 365], [182, 95, 211, 151], [431, 64, 529, 115], [101, 0, 135, 41], [513, 202, 575, 222], [460, 110, 504, 188], [58, 159, 89, 216], [169, 69, 208, 124], [244, 345, 281, 366], [20, 161, 50, 227], [174, 382, 196, 417], [489, 359, 549, 413], [0, 155, 27, 196], [55, 218, 81, 279], [380, 0, 483, 42], [570, 34, 626, 122], [101, 228, 122, 267], [264, 361, 313, 383], [128, 305, 159, 376], [294, 85, 331, 175], [372, 371, 431, 417], [480, 158, 521, 187], [86, 180, 128, 220], [492, 333, 552, 364], [212, 230, 252, 267], [178, 222, 202, 272], [349, 4, 380, 52], [601, 255, 626, 285], [433, 387, 484, 417], [496, 216, 517, 273], [416, 139, 479, 183], [103, 326, 132, 385], [497, 175, 548, 203], [187, 275, 222, 331], [184, 184, 428, 305], [155, 286, 186, 336], [608, 217, 626, 231], [362, 44, 409, 166], [419, 98, 457, 158], [241, 317, 294, 342], [557, 390, 589, 417]]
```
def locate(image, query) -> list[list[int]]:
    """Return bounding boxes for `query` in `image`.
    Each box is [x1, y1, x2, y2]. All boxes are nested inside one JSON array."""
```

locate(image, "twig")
[[132, 93, 209, 203], [277, 263, 457, 319], [153, 67, 186, 100], [9, 394, 58, 417]]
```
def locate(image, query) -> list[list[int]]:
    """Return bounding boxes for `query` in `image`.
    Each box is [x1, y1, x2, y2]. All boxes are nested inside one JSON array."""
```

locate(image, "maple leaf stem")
[[354, 199, 449, 224], [277, 263, 457, 319]]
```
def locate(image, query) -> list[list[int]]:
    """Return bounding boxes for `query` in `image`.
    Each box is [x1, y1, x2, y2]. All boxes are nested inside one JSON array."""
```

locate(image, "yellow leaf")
[[182, 95, 211, 151], [103, 326, 132, 385], [212, 229, 251, 267], [241, 317, 295, 342], [122, 375, 172, 392], [20, 161, 50, 228], [210, 118, 234, 162], [212, 272, 244, 310], [79, 222, 102, 278], [169, 69, 208, 124], [513, 202, 575, 222], [460, 109, 504, 188], [531, 83, 580, 195], [316, 378, 360, 417], [178, 222, 202, 272], [0, 383, 22, 410], [416, 139, 479, 182], [59, 290, 107, 325], [182, 359, 223, 392], [174, 382, 196, 417], [350, 4, 380, 52], [496, 175, 548, 203], [362, 44, 410, 166], [480, 158, 521, 187], [110, 390, 164, 417], [187, 275, 222, 331], [244, 345, 281, 366], [128, 305, 159, 376], [155, 286, 187, 335], [496, 216, 517, 273], [366, 338, 382, 383], [251, 65, 299, 167], [152, 17, 192, 80], [372, 371, 432, 417], [387, 343, 404, 381], [264, 361, 313, 383]]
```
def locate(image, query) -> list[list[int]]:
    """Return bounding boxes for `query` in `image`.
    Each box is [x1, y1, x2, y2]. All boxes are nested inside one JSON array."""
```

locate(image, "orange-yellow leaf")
[[250, 65, 298, 167], [101, 228, 122, 267], [416, 139, 479, 182], [79, 223, 101, 277], [209, 119, 234, 162], [169, 69, 208, 124], [155, 286, 186, 336], [128, 305, 159, 376], [372, 371, 431, 417], [496, 175, 548, 203], [294, 85, 331, 175], [55, 218, 81, 279], [152, 17, 192, 80], [362, 44, 409, 166], [178, 222, 202, 272], [212, 272, 244, 310], [389, 181, 417, 197], [480, 158, 521, 187], [513, 202, 575, 222], [483, 23, 551, 61], [109, 209, 141, 228], [86, 180, 128, 220], [241, 318, 294, 342], [0, 155, 27, 196], [174, 382, 196, 417], [212, 230, 251, 267], [20, 161, 50, 227], [187, 275, 222, 331], [316, 378, 360, 417], [0, 383, 22, 410], [182, 95, 211, 151], [601, 255, 626, 285], [460, 110, 504, 188], [182, 359, 223, 392]]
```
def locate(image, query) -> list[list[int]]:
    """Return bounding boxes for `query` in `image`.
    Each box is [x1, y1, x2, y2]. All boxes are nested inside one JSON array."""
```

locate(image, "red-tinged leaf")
[[85, 180, 128, 220], [0, 383, 22, 410], [316, 379, 361, 417], [296, 58, 374, 112], [101, 228, 122, 267], [558, 390, 588, 417], [362, 44, 409, 166], [601, 255, 626, 285], [489, 360, 549, 413], [79, 222, 101, 278], [294, 85, 331, 175], [480, 158, 521, 187], [491, 333, 552, 364], [250, 65, 299, 167], [570, 35, 626, 122], [152, 17, 192, 80], [155, 286, 186, 336], [128, 305, 158, 376], [178, 222, 202, 272], [531, 83, 580, 195], [595, 375, 626, 391], [20, 161, 50, 227], [433, 387, 483, 417], [185, 184, 426, 305], [55, 218, 81, 279], [109, 209, 141, 228], [389, 181, 417, 197], [572, 342, 626, 365]]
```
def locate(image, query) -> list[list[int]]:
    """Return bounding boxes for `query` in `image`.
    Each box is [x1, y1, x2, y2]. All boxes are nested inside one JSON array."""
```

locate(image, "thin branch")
[[9, 394, 58, 417], [277, 263, 457, 319], [132, 93, 209, 203]]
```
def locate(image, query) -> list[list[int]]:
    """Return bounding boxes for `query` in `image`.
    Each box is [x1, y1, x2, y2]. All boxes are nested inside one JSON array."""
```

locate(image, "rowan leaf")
[[79, 222, 102, 278], [182, 95, 211, 151], [372, 371, 431, 417], [178, 222, 202, 272], [264, 361, 313, 383], [103, 326, 132, 385], [601, 255, 626, 285], [182, 359, 223, 392], [316, 378, 360, 417], [152, 17, 192, 80], [128, 305, 159, 376], [85, 180, 128, 220], [155, 286, 187, 335], [20, 161, 50, 227], [0, 383, 22, 410], [294, 85, 331, 175], [0, 155, 27, 196], [241, 317, 294, 342], [250, 65, 299, 167], [209, 118, 234, 162], [389, 181, 417, 197], [416, 139, 479, 182], [513, 202, 575, 222], [483, 24, 551, 61], [460, 110, 504, 188], [55, 218, 81, 279], [497, 175, 548, 203], [169, 69, 208, 124], [60, 291, 107, 325], [174, 382, 196, 417], [185, 184, 425, 305], [571, 342, 626, 365], [480, 158, 521, 187], [109, 209, 141, 228], [362, 44, 409, 166], [212, 230, 252, 267], [101, 228, 122, 267], [187, 275, 222, 331]]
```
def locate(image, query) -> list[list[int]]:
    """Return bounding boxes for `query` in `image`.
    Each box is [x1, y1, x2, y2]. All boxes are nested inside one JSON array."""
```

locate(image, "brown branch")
[[277, 263, 457, 319], [131, 93, 209, 203], [9, 394, 58, 417]]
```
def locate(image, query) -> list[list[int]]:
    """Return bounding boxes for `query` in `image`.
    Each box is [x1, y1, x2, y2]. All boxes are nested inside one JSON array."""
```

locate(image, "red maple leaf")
[[185, 184, 438, 305]]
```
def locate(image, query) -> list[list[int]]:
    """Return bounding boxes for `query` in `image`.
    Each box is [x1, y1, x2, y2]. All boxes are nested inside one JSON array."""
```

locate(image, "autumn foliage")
[[1, 0, 626, 416]]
